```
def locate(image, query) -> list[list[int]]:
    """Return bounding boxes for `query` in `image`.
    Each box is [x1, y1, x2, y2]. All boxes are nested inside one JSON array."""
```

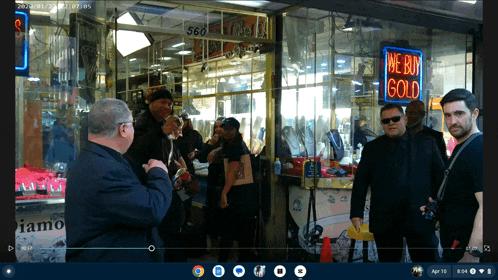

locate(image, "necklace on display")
[[330, 131, 342, 149], [284, 129, 299, 150]]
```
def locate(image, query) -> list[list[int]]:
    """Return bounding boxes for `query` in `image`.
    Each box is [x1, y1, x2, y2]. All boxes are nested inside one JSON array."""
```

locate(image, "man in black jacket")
[[65, 98, 172, 262], [406, 100, 448, 165], [350, 103, 445, 262], [123, 89, 188, 262]]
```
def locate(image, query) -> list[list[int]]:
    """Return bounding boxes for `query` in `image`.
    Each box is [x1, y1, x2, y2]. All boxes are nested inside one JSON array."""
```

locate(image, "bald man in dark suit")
[[406, 100, 448, 165]]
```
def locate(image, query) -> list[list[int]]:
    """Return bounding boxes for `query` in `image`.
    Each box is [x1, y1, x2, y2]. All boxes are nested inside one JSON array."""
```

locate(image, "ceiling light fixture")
[[176, 50, 192, 55], [172, 42, 185, 48], [116, 12, 153, 57]]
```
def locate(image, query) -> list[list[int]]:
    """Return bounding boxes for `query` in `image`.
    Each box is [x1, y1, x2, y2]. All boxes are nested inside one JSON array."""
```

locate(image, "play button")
[[8, 246, 14, 252]]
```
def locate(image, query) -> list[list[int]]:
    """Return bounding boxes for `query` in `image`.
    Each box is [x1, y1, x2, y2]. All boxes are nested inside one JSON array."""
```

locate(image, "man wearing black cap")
[[123, 89, 187, 262], [218, 117, 259, 262], [125, 89, 175, 176]]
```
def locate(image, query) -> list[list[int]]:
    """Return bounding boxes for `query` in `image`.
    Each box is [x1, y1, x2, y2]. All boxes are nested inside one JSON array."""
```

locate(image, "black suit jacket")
[[421, 126, 448, 166], [350, 133, 445, 234], [65, 141, 172, 262]]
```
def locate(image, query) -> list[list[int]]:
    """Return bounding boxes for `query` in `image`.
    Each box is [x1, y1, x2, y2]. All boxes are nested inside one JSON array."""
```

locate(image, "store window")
[[110, 4, 270, 155], [187, 52, 268, 154], [15, 1, 110, 171], [278, 8, 472, 169]]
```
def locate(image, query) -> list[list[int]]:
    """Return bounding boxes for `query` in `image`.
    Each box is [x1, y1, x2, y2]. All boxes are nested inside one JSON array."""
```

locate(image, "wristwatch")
[[466, 247, 484, 259]]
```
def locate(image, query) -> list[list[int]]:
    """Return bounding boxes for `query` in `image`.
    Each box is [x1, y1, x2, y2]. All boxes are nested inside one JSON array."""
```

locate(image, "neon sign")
[[15, 10, 29, 76], [380, 46, 422, 104]]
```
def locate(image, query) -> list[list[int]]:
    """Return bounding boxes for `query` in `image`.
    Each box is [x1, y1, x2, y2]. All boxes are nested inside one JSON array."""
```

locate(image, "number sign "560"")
[[186, 27, 207, 36]]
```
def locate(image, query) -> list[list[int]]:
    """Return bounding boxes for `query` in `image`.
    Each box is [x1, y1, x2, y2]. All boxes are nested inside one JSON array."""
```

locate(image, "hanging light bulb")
[[228, 77, 236, 84]]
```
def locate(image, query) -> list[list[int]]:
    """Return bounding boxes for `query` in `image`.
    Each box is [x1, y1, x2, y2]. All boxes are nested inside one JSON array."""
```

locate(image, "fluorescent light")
[[172, 42, 185, 48], [459, 0, 476, 4], [116, 13, 152, 57], [337, 60, 346, 63], [150, 64, 161, 67], [352, 80, 362, 85], [30, 11, 51, 16], [372, 82, 379, 85], [161, 57, 172, 60], [306, 66, 311, 69], [129, 58, 137, 61], [217, 0, 269, 8], [321, 63, 328, 67], [176, 51, 192, 55], [117, 12, 137, 25]]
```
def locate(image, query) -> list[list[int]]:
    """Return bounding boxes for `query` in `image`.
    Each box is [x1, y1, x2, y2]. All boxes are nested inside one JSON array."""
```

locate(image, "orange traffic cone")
[[320, 237, 333, 262]]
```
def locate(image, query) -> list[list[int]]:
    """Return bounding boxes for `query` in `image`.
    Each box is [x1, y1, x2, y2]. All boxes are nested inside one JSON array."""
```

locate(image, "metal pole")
[[114, 8, 118, 98], [126, 57, 129, 102], [15, 77, 24, 168]]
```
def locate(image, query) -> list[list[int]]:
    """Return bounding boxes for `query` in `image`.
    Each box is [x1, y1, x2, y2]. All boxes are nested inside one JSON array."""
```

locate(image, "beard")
[[449, 119, 473, 141]]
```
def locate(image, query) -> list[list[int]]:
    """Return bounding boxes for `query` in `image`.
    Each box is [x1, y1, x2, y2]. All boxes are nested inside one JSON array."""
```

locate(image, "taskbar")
[[2, 263, 496, 279]]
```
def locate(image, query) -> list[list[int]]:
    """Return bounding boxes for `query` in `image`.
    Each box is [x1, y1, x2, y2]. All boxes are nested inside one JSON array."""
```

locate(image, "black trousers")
[[372, 206, 439, 263], [373, 229, 439, 262], [218, 208, 256, 262], [439, 220, 472, 262]]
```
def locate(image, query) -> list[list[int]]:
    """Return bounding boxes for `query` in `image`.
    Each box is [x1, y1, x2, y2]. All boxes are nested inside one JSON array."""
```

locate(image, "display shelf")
[[15, 198, 65, 216], [277, 174, 354, 190]]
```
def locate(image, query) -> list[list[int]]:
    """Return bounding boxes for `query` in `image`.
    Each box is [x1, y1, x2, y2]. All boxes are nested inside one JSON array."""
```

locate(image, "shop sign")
[[15, 10, 29, 76], [15, 215, 66, 262], [379, 46, 422, 104], [188, 15, 267, 64]]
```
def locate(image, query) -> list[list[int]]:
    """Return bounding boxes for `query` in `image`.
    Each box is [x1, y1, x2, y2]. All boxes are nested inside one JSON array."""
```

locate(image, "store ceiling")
[[104, 0, 293, 76], [22, 1, 478, 78]]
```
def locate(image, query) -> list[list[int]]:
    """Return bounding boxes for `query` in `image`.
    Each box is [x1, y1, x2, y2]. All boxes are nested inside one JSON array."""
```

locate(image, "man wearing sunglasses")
[[350, 103, 445, 262]]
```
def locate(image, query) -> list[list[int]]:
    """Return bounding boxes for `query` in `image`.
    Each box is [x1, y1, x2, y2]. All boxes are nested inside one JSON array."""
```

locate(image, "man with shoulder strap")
[[421, 89, 483, 263]]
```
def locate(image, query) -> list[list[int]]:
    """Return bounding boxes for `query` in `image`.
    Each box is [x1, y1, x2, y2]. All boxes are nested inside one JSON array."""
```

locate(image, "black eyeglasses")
[[381, 116, 402, 125]]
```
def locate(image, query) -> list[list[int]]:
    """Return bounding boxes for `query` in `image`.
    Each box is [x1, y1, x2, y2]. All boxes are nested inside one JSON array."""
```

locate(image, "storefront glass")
[[278, 8, 472, 166], [15, 1, 111, 171]]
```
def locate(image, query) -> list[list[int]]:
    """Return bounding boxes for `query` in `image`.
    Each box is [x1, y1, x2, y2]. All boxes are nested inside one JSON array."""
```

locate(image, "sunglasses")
[[381, 116, 402, 125]]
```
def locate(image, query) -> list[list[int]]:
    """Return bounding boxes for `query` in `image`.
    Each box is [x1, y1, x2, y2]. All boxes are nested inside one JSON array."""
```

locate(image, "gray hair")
[[88, 98, 131, 138]]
